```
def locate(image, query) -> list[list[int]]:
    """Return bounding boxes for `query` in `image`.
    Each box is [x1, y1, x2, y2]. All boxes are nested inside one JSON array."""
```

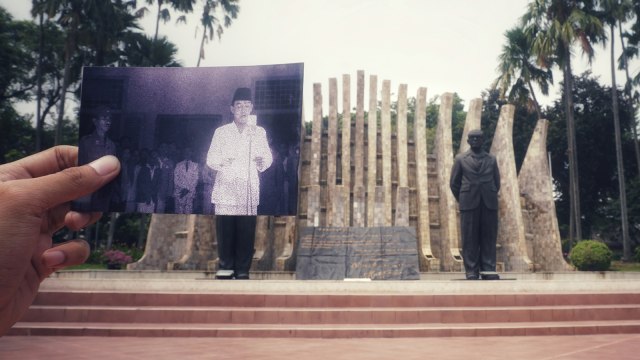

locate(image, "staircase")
[[10, 289, 640, 337]]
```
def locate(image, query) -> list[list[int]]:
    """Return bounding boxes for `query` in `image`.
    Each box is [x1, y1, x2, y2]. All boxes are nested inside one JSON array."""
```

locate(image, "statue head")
[[467, 129, 484, 153]]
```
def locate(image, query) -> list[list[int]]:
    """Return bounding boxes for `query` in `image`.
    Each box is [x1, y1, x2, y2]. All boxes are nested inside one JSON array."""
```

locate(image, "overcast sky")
[[3, 0, 638, 119]]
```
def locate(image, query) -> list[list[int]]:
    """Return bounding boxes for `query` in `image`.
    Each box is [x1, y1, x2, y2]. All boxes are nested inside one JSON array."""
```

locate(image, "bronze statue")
[[450, 129, 501, 280]]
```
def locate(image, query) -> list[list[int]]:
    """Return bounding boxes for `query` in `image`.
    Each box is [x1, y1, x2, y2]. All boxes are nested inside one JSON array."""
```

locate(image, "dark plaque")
[[296, 227, 420, 280]]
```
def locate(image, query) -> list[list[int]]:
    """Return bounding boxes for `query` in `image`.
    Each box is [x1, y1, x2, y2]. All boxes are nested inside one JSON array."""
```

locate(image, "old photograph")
[[73, 63, 304, 216]]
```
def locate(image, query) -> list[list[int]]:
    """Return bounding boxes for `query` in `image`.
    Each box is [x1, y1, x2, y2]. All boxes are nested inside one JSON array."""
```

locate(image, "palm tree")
[[196, 0, 239, 67], [31, 0, 47, 151], [33, 0, 86, 145], [522, 0, 605, 246], [81, 1, 142, 66], [495, 25, 553, 119], [600, 0, 632, 260], [119, 32, 182, 67], [144, 0, 195, 43], [617, 1, 640, 175]]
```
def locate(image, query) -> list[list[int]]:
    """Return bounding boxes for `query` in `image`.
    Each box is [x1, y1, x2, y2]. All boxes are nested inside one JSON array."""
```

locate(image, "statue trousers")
[[215, 215, 257, 275], [460, 202, 498, 275]]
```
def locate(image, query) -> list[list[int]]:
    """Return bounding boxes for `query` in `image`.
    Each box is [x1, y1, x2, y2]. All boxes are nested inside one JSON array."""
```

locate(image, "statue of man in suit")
[[450, 129, 501, 280]]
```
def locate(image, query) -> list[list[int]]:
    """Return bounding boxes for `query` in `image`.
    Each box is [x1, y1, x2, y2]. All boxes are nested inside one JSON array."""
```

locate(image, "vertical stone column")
[[414, 87, 439, 271], [366, 75, 378, 227], [434, 93, 462, 271], [307, 83, 323, 227], [341, 74, 352, 226], [327, 78, 339, 226], [276, 216, 298, 271], [459, 98, 483, 154], [353, 70, 366, 226], [276, 110, 306, 271], [394, 84, 409, 226], [381, 80, 392, 226], [127, 214, 189, 270], [169, 214, 215, 270], [519, 119, 572, 271], [252, 216, 271, 270], [490, 104, 533, 272]]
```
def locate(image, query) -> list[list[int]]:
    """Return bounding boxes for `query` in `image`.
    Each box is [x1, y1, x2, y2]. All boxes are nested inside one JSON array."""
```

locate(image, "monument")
[[129, 70, 569, 275]]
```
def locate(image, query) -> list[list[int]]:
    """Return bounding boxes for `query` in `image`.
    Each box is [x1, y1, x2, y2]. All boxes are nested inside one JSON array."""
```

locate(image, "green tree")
[[546, 72, 636, 242], [522, 0, 605, 245], [599, 0, 633, 260], [495, 26, 553, 120], [618, 0, 640, 175], [196, 0, 239, 67], [144, 0, 195, 43], [118, 33, 182, 67], [0, 8, 37, 104]]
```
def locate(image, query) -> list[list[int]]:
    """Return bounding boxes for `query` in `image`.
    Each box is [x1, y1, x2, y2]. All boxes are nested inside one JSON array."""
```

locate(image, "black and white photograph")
[[73, 63, 303, 216]]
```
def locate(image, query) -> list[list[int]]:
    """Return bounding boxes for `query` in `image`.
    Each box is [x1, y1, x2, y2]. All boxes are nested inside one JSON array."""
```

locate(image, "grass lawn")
[[63, 263, 108, 270], [610, 261, 640, 272]]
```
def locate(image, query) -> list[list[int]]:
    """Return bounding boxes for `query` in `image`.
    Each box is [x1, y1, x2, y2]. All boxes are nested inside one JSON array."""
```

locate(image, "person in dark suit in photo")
[[74, 105, 118, 212], [450, 129, 501, 280]]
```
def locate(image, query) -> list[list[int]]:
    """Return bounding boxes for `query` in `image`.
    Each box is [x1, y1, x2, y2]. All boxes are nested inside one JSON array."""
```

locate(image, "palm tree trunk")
[[527, 79, 542, 120], [619, 23, 640, 177], [55, 37, 73, 145], [563, 46, 582, 242], [35, 11, 45, 151], [197, 30, 206, 67], [610, 24, 631, 261], [154, 0, 161, 43], [107, 212, 119, 249]]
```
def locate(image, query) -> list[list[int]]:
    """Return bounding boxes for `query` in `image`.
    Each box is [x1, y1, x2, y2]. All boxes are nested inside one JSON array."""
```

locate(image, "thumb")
[[21, 155, 120, 211]]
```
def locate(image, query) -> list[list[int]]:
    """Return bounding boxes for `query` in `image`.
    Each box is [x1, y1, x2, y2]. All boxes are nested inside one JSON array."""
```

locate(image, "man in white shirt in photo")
[[206, 87, 272, 279]]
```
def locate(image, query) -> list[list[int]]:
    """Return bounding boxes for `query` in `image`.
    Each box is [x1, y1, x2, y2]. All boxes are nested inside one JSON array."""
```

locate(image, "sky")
[[2, 0, 638, 121]]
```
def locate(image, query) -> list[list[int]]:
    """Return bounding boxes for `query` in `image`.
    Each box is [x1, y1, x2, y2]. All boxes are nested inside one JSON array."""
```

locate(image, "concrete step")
[[13, 282, 640, 338], [20, 304, 640, 324], [10, 320, 640, 337], [31, 291, 640, 307]]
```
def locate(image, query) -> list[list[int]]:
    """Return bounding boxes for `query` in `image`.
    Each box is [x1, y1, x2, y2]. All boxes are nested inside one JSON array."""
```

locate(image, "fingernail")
[[43, 250, 66, 267], [88, 155, 119, 176]]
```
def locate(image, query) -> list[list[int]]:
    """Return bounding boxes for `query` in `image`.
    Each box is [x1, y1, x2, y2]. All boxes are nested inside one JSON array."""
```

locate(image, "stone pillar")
[[459, 98, 483, 154], [434, 93, 463, 271], [127, 214, 189, 270], [414, 87, 439, 271], [519, 119, 572, 271], [253, 216, 271, 269], [381, 80, 392, 226], [327, 78, 339, 226], [394, 84, 409, 226], [366, 75, 378, 227], [490, 104, 533, 272], [341, 74, 352, 226], [307, 83, 323, 227], [169, 214, 215, 270], [353, 70, 366, 227], [275, 216, 297, 271]]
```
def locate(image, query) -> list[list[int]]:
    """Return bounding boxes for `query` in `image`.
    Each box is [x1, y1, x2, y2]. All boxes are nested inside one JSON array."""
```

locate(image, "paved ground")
[[1, 334, 639, 360]]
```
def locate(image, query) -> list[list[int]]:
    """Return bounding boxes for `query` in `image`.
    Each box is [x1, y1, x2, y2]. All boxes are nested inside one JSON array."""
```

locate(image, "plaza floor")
[[1, 334, 639, 359]]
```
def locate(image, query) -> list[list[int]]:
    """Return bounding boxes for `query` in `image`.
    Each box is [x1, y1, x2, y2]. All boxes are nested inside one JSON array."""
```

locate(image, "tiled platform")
[[2, 334, 640, 359]]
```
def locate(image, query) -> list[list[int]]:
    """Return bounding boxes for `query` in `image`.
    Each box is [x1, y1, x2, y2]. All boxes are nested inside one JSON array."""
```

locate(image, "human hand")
[[0, 146, 120, 335], [254, 156, 264, 169]]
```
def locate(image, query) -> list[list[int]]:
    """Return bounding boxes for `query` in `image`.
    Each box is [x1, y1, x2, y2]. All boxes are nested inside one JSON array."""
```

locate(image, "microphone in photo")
[[248, 115, 257, 135]]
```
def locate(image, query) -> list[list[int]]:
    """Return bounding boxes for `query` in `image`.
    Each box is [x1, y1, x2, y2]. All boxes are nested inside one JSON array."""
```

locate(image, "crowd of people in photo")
[[76, 105, 298, 216]]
